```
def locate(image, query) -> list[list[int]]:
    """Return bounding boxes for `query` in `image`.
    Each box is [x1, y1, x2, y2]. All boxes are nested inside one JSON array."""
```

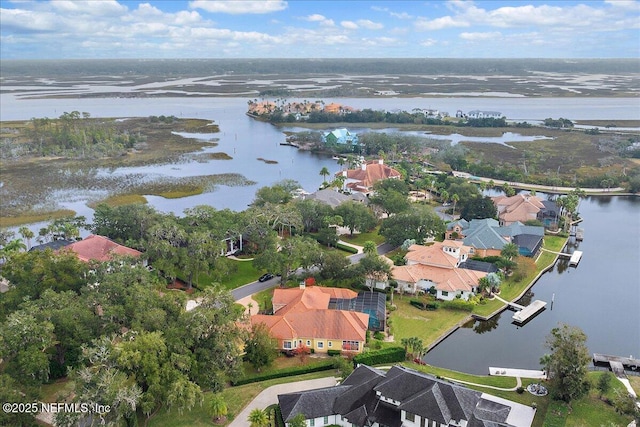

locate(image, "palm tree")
[[247, 408, 269, 427], [337, 157, 346, 170], [333, 174, 346, 191], [501, 242, 519, 261], [18, 226, 34, 250], [451, 194, 459, 217], [363, 240, 377, 255], [319, 167, 330, 184], [208, 394, 228, 423]]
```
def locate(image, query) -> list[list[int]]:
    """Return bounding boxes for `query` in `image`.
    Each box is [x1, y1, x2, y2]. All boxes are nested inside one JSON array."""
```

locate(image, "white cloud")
[[0, 8, 59, 32], [189, 0, 287, 14], [302, 14, 334, 26], [357, 19, 383, 30], [341, 21, 358, 30], [420, 38, 437, 47], [459, 31, 502, 41], [371, 5, 412, 19], [51, 0, 128, 16], [415, 15, 469, 31]]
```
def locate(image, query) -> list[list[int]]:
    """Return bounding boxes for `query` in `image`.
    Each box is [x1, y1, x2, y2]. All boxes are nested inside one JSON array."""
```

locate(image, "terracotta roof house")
[[391, 240, 486, 300], [449, 218, 545, 258], [278, 364, 535, 427], [492, 193, 545, 226], [338, 159, 402, 194], [252, 285, 385, 354], [62, 234, 144, 264]]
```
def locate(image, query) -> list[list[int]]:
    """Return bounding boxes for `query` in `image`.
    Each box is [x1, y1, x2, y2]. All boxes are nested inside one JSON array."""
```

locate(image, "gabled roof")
[[273, 286, 357, 314], [392, 263, 486, 293], [62, 234, 142, 263], [341, 160, 402, 191], [252, 309, 369, 342], [304, 188, 368, 208], [30, 239, 74, 252], [280, 385, 350, 422], [405, 240, 470, 269], [277, 364, 534, 427], [492, 193, 545, 224]]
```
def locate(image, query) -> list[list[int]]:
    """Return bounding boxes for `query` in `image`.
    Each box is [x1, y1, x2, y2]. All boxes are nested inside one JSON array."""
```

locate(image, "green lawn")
[[389, 298, 469, 347], [472, 236, 568, 318], [146, 371, 335, 427], [198, 259, 266, 290], [340, 227, 386, 246]]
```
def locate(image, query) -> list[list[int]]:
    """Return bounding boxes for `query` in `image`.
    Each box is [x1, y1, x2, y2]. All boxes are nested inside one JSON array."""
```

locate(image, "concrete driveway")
[[228, 376, 338, 427]]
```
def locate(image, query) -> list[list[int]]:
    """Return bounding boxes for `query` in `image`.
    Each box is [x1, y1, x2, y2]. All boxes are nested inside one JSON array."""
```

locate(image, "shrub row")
[[410, 299, 440, 310], [327, 349, 342, 356], [336, 242, 359, 254], [231, 360, 334, 386], [441, 299, 474, 312], [353, 346, 406, 366]]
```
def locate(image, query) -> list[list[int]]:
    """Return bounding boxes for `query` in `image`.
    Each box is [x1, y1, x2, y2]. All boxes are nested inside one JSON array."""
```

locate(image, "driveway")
[[228, 376, 338, 427]]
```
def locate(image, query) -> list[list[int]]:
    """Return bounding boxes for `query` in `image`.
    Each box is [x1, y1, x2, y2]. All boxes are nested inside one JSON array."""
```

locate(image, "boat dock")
[[575, 228, 584, 241], [512, 300, 547, 323], [569, 250, 583, 266], [593, 353, 640, 374]]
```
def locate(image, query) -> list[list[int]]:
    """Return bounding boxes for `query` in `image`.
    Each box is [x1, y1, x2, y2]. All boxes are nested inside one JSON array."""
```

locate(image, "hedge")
[[410, 299, 439, 310], [336, 242, 359, 254], [353, 346, 406, 366], [327, 349, 342, 356], [441, 299, 474, 312], [231, 360, 334, 385]]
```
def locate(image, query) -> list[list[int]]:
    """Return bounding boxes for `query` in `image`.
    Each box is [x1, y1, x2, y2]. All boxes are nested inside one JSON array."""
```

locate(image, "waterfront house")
[[338, 159, 402, 194], [467, 110, 503, 119], [278, 364, 536, 427], [322, 128, 359, 146], [492, 193, 545, 226], [251, 284, 384, 354], [390, 240, 486, 300], [303, 188, 369, 208], [447, 218, 544, 258]]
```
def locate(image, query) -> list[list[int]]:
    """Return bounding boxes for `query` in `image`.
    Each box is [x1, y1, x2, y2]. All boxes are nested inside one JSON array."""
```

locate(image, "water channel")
[[423, 195, 640, 375]]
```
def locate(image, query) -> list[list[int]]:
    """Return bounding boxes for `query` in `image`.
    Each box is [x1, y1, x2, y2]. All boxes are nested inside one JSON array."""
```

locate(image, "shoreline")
[[424, 237, 567, 354]]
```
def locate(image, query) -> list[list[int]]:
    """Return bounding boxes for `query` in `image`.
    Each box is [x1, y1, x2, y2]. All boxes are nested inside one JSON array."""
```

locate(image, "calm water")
[[423, 196, 640, 375]]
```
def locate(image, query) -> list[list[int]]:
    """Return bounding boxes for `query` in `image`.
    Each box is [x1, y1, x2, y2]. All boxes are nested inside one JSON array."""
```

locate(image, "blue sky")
[[1, 0, 639, 59]]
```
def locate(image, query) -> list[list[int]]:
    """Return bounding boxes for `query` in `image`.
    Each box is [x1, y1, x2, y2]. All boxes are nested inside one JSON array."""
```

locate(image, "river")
[[423, 195, 640, 375]]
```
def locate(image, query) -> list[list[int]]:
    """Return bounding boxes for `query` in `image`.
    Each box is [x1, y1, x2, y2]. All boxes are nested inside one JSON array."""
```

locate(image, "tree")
[[451, 193, 460, 216], [319, 166, 330, 183], [596, 372, 613, 399], [244, 323, 278, 372], [332, 355, 354, 380], [208, 393, 228, 423], [247, 408, 269, 427], [363, 240, 377, 255], [500, 242, 519, 261], [18, 226, 34, 250], [379, 205, 445, 247], [370, 179, 410, 215], [358, 252, 391, 292], [288, 413, 307, 427], [541, 324, 591, 403], [334, 201, 376, 236]]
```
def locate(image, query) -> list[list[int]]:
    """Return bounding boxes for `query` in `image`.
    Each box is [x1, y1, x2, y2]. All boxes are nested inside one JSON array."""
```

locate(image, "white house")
[[467, 110, 503, 119]]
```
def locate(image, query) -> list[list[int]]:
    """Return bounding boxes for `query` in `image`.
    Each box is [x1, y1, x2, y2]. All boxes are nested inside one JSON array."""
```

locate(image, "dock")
[[569, 250, 583, 266], [593, 353, 640, 373], [575, 228, 584, 241], [512, 300, 547, 323]]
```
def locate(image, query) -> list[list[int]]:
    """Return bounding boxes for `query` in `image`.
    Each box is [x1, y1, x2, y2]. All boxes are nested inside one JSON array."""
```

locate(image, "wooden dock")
[[576, 228, 584, 241], [512, 300, 547, 323], [593, 353, 640, 373], [569, 250, 583, 266]]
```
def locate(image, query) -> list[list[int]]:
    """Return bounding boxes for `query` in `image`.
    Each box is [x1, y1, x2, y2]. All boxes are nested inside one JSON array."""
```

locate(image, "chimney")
[[361, 162, 367, 171], [378, 159, 384, 165], [300, 282, 305, 289]]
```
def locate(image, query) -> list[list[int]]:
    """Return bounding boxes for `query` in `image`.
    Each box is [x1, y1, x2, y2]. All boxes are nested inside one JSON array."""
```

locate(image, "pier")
[[512, 300, 547, 323], [593, 353, 640, 373], [540, 248, 583, 266]]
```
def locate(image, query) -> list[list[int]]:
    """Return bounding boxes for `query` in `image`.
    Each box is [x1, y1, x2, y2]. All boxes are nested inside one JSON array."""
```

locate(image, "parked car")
[[258, 273, 275, 282]]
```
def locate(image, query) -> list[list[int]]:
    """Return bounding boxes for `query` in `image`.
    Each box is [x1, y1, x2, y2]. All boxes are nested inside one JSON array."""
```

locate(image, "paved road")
[[228, 376, 338, 427], [231, 276, 281, 300]]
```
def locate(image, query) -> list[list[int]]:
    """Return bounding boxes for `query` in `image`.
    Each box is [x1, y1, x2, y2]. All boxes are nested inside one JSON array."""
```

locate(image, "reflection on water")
[[423, 196, 640, 375]]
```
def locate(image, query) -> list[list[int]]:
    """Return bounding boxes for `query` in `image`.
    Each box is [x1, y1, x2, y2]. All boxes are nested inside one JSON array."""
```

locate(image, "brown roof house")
[[63, 234, 145, 265], [492, 193, 545, 226], [251, 284, 369, 354], [391, 240, 486, 301], [338, 158, 402, 194]]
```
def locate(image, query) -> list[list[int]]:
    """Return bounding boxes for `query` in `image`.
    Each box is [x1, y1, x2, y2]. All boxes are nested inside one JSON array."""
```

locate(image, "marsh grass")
[[0, 117, 255, 224], [87, 194, 148, 208], [257, 157, 278, 164]]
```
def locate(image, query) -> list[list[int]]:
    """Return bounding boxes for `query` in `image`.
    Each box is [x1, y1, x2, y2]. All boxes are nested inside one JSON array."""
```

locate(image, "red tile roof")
[[492, 193, 545, 225], [340, 160, 402, 192], [63, 234, 142, 263]]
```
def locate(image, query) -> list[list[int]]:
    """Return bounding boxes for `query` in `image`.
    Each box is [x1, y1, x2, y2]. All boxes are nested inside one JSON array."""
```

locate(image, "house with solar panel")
[[250, 281, 386, 354], [278, 364, 536, 427]]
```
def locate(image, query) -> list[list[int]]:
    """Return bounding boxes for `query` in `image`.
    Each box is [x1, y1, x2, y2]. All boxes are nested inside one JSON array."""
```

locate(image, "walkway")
[[444, 375, 521, 392], [337, 239, 363, 254], [492, 294, 524, 310], [228, 376, 338, 427]]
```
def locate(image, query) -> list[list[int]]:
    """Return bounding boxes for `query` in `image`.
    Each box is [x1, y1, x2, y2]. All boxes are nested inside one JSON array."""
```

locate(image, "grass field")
[[389, 298, 469, 346], [197, 259, 265, 291], [340, 226, 386, 246]]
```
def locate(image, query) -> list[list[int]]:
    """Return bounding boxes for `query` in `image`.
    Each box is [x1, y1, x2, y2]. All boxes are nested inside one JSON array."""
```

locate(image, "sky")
[[1, 0, 639, 59]]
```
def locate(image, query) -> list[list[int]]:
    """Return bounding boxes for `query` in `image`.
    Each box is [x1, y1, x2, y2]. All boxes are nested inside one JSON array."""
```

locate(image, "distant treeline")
[[2, 58, 639, 78]]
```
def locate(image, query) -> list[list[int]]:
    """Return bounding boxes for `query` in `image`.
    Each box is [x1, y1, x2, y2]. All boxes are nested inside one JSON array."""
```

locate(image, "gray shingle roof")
[[279, 385, 350, 422]]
